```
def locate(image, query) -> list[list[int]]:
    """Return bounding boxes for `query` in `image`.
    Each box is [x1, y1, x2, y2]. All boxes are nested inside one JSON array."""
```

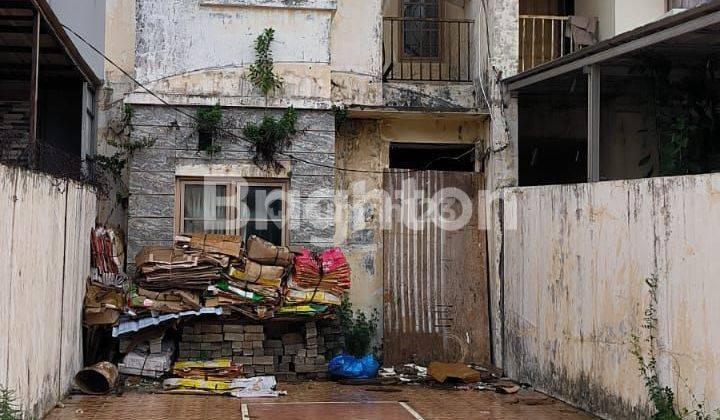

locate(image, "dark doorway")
[[389, 142, 475, 171]]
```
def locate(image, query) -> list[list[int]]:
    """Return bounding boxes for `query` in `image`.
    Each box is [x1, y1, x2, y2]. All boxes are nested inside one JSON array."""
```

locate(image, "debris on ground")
[[74, 362, 119, 395], [427, 362, 483, 384], [163, 375, 286, 398]]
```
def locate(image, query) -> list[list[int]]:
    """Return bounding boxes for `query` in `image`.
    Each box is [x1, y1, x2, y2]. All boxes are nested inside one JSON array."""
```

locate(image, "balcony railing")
[[383, 17, 474, 82], [519, 15, 577, 73]]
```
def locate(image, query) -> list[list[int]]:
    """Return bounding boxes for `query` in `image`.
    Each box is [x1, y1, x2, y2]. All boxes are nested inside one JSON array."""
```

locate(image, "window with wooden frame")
[[176, 178, 288, 245], [401, 0, 441, 59]]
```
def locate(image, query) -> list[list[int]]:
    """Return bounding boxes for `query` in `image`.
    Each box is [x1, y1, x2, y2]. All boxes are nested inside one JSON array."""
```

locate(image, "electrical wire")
[[60, 23, 483, 175]]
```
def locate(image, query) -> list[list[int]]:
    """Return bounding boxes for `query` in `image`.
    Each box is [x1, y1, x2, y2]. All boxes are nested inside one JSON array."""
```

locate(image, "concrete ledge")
[[383, 81, 481, 112], [200, 0, 337, 11]]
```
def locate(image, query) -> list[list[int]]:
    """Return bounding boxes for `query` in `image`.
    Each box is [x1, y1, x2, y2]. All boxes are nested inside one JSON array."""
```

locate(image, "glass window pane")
[[246, 186, 283, 220], [184, 185, 205, 218], [245, 220, 282, 246]]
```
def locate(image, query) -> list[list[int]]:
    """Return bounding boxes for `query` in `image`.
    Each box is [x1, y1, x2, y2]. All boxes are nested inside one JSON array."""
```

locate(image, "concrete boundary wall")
[[0, 165, 97, 419], [502, 174, 720, 419]]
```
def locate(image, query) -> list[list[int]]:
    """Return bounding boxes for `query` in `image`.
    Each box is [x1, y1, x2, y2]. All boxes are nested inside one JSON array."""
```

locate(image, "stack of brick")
[[178, 318, 343, 380]]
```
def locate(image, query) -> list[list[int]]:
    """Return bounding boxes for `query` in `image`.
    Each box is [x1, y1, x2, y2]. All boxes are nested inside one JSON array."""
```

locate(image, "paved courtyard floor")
[[46, 380, 596, 419]]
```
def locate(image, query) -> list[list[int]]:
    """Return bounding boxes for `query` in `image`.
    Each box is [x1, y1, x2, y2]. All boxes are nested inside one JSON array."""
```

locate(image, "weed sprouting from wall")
[[242, 28, 297, 171], [196, 104, 224, 156], [243, 107, 298, 172], [248, 28, 283, 96], [92, 104, 155, 208], [631, 276, 720, 420]]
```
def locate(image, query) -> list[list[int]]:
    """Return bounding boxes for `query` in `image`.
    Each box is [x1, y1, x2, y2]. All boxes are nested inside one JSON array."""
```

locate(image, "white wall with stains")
[[0, 165, 97, 419], [502, 174, 720, 419], [131, 0, 336, 108]]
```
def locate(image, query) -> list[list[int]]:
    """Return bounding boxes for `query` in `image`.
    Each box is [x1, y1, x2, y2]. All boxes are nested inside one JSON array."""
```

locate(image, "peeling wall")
[[479, 0, 520, 370], [133, 0, 334, 108], [0, 165, 97, 419], [334, 119, 386, 325], [330, 0, 383, 106], [502, 174, 720, 419]]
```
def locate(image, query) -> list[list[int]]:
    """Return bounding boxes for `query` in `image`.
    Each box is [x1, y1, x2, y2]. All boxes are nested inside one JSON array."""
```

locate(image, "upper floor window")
[[402, 0, 440, 59]]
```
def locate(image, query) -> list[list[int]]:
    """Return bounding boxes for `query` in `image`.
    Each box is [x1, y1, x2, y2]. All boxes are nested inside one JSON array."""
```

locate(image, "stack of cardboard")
[[135, 246, 225, 290], [207, 235, 293, 318], [84, 280, 125, 325]]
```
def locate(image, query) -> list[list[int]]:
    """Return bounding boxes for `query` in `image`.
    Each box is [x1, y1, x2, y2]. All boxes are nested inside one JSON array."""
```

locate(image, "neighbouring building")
[[0, 1, 103, 417], [0, 0, 105, 178]]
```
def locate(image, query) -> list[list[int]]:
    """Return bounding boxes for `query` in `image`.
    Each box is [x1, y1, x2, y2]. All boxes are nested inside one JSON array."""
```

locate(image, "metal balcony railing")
[[519, 15, 577, 73], [383, 17, 474, 82]]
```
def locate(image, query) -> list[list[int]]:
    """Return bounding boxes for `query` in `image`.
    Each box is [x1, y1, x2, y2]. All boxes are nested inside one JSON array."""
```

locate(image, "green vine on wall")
[[196, 104, 223, 155], [337, 296, 381, 359], [631, 276, 720, 420], [248, 28, 283, 96], [242, 28, 298, 171], [92, 104, 155, 207]]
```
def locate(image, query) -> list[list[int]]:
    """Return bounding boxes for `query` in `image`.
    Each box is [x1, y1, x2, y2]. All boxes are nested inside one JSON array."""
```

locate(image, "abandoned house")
[[2, 0, 720, 418]]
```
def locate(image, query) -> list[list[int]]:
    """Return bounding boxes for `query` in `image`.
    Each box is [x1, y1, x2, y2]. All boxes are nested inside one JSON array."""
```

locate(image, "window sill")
[[199, 0, 337, 11]]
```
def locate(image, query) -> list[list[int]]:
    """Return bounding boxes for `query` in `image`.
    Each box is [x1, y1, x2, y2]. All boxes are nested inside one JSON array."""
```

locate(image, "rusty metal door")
[[382, 170, 490, 365]]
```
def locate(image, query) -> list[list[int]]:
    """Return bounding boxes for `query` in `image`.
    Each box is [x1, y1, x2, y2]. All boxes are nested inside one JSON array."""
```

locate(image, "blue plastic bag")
[[328, 354, 380, 379]]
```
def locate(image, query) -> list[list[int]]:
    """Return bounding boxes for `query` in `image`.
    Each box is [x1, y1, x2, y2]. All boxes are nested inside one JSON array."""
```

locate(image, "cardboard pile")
[[84, 280, 125, 325], [135, 246, 225, 290]]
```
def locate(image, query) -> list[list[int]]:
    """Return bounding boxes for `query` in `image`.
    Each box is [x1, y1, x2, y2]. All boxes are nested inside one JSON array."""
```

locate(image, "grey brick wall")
[[126, 105, 335, 264]]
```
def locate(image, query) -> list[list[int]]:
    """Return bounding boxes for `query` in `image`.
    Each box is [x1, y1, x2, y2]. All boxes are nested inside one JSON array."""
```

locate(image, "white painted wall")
[[0, 165, 97, 419], [502, 174, 720, 418], [575, 0, 666, 41], [47, 0, 106, 80]]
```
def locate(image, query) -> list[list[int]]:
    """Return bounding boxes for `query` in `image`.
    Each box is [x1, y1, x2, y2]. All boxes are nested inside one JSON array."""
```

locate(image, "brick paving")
[[46, 381, 596, 419]]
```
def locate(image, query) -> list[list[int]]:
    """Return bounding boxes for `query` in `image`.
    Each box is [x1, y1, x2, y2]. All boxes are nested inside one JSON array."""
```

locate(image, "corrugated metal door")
[[383, 170, 490, 365]]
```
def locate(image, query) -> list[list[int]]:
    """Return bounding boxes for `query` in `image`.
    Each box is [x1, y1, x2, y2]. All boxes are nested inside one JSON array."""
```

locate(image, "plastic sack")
[[328, 354, 380, 379]]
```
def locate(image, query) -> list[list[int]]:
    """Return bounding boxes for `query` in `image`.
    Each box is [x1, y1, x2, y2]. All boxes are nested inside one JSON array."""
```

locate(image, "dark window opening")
[[402, 0, 440, 59], [198, 130, 213, 151], [390, 142, 475, 172]]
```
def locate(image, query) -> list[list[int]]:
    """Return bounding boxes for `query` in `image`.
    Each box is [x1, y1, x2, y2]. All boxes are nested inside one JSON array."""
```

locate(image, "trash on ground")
[[427, 362, 483, 384], [328, 354, 380, 379], [74, 362, 119, 395]]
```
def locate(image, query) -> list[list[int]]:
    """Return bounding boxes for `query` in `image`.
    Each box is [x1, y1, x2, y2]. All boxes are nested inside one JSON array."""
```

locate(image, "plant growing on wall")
[[196, 104, 223, 155], [243, 107, 298, 171], [91, 104, 156, 207], [248, 28, 283, 96], [242, 28, 298, 171], [0, 387, 22, 420], [631, 276, 720, 420]]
